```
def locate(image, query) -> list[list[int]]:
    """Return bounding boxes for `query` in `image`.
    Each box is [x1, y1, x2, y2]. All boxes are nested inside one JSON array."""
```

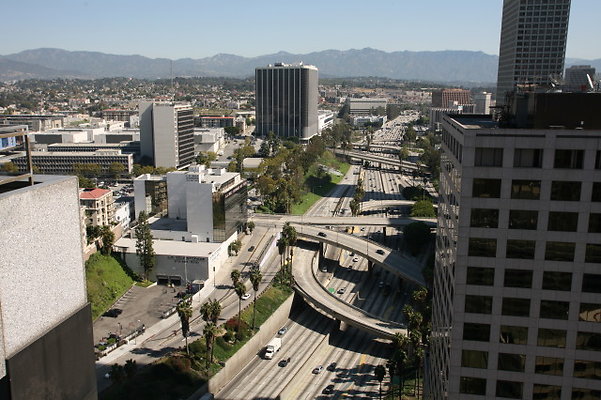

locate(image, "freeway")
[[332, 148, 418, 171], [252, 213, 436, 227]]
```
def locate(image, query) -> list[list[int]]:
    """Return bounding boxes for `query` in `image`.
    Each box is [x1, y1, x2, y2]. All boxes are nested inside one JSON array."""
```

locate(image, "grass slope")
[[86, 253, 134, 320]]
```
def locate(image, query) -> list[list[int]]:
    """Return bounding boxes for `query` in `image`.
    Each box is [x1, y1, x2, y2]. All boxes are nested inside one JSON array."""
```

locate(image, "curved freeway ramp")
[[293, 245, 407, 340]]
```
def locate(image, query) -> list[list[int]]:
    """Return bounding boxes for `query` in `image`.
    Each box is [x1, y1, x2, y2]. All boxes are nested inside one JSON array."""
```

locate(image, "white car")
[[241, 293, 251, 300], [353, 257, 359, 262]]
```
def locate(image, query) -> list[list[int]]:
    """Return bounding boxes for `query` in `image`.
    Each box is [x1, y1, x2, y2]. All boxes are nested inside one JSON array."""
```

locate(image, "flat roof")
[[149, 217, 187, 231], [449, 114, 499, 129], [115, 237, 221, 258]]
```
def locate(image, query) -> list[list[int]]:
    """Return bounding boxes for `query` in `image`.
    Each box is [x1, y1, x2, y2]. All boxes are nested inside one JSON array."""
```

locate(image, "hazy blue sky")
[[2, 0, 599, 59]]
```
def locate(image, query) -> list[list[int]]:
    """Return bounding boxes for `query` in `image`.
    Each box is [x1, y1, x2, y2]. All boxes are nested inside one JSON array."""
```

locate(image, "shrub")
[[402, 186, 431, 201], [411, 200, 436, 217]]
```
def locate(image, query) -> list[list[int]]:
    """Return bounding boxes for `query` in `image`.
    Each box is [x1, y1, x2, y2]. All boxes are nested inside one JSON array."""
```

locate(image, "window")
[[540, 300, 569, 320], [504, 269, 533, 288], [508, 210, 538, 230], [461, 350, 488, 369], [579, 303, 601, 323], [468, 238, 497, 257], [460, 377, 486, 395], [582, 274, 601, 293], [535, 356, 564, 376], [496, 380, 523, 399], [500, 325, 528, 345], [576, 332, 601, 351], [506, 239, 536, 259], [466, 267, 494, 286], [592, 182, 601, 202], [588, 213, 601, 233], [544, 241, 575, 261], [585, 244, 601, 263], [547, 211, 578, 231], [473, 178, 501, 198], [470, 208, 499, 228], [596, 150, 601, 169], [554, 149, 583, 168], [465, 295, 493, 314], [475, 147, 503, 167], [533, 384, 561, 400], [573, 360, 601, 380], [537, 328, 566, 348], [463, 323, 490, 342], [498, 353, 525, 372], [511, 179, 541, 199], [514, 148, 543, 167], [572, 388, 601, 400], [550, 181, 581, 201], [542, 271, 572, 291], [502, 298, 530, 317]]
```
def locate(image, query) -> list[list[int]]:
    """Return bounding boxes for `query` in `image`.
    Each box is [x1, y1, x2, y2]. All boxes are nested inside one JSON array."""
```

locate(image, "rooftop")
[[115, 237, 221, 258], [79, 188, 111, 199]]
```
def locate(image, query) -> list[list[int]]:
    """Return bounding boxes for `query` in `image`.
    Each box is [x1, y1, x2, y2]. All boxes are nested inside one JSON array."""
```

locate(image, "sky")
[[1, 0, 599, 60]]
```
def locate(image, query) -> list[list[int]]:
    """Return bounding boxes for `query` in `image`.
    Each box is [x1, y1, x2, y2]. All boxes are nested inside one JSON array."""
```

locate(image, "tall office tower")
[[473, 92, 493, 114], [428, 92, 601, 400], [431, 89, 473, 108], [139, 101, 194, 169], [496, 0, 571, 106], [255, 63, 318, 140], [564, 65, 596, 92]]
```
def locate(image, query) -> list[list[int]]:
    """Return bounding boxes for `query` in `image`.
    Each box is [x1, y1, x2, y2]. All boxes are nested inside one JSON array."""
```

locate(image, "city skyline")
[[1, 0, 600, 61]]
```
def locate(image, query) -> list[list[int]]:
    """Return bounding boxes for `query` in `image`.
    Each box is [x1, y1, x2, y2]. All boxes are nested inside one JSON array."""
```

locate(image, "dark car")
[[318, 232, 327, 237], [248, 246, 255, 252], [323, 384, 335, 394], [103, 308, 122, 318], [278, 357, 290, 367], [327, 362, 337, 372], [376, 249, 385, 255]]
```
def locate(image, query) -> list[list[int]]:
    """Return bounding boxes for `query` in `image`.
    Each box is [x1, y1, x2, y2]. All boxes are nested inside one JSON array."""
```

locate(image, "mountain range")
[[1, 48, 600, 84]]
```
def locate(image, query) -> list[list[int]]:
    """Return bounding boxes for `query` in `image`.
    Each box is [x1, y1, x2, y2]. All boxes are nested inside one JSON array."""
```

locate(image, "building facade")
[[0, 114, 63, 131], [429, 97, 601, 399], [80, 188, 115, 227], [473, 92, 493, 115], [496, 0, 571, 105], [12, 150, 133, 176], [255, 63, 318, 140], [139, 102, 195, 168], [564, 65, 596, 92], [346, 97, 388, 115], [431, 89, 473, 108]]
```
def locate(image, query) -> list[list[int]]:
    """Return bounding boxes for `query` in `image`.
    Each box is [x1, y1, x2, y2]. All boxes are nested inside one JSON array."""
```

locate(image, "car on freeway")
[[278, 327, 288, 336], [360, 227, 366, 231], [337, 287, 346, 294], [278, 357, 290, 367], [318, 232, 327, 237], [103, 308, 122, 318], [312, 365, 324, 374], [327, 362, 337, 371], [241, 293, 251, 300], [248, 246, 255, 252], [376, 249, 385, 255], [378, 281, 385, 288], [352, 257, 359, 262], [323, 384, 335, 394]]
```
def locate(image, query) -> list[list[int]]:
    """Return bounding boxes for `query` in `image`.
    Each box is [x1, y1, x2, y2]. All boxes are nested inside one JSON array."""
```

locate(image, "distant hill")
[[1, 48, 600, 84]]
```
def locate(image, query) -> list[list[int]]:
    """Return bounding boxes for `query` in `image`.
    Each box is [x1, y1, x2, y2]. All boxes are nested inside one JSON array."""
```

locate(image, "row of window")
[[470, 208, 601, 232], [468, 238, 601, 264], [473, 178, 601, 202], [464, 323, 601, 351], [460, 377, 598, 399], [465, 295, 600, 322], [474, 148, 601, 169], [462, 350, 601, 379]]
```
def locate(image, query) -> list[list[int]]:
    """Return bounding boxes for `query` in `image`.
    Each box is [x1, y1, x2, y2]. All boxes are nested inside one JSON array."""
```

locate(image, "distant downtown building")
[[431, 89, 473, 108], [346, 97, 388, 115], [255, 63, 318, 140], [496, 0, 571, 105], [139, 101, 195, 168], [428, 93, 601, 400]]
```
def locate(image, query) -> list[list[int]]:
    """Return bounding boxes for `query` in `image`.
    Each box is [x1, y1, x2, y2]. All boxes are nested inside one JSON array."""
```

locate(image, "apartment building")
[[80, 188, 115, 227]]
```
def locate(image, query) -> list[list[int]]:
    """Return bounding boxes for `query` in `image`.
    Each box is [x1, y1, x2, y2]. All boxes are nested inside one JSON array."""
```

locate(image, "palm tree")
[[176, 300, 192, 355], [230, 268, 241, 288], [277, 237, 287, 269], [249, 267, 262, 331], [200, 298, 222, 325], [375, 364, 386, 400], [203, 322, 218, 369], [234, 281, 246, 340]]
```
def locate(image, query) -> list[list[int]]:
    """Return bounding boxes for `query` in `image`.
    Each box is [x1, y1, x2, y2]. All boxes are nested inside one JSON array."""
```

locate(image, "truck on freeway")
[[264, 337, 282, 359]]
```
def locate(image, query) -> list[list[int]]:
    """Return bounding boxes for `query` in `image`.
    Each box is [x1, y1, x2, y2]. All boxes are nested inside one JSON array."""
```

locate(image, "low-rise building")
[[194, 128, 225, 154], [197, 116, 235, 128], [0, 114, 64, 131], [79, 188, 115, 227], [12, 149, 134, 176], [346, 97, 388, 115]]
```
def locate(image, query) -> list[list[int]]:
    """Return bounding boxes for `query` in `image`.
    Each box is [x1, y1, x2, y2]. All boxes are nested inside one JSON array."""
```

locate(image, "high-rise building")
[[473, 92, 493, 114], [428, 93, 601, 400], [496, 0, 571, 105], [564, 65, 596, 92], [431, 89, 472, 108], [139, 102, 194, 168], [255, 63, 318, 140]]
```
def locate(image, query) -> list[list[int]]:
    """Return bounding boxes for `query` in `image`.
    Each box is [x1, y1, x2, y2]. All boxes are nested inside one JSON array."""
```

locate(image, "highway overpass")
[[251, 213, 436, 227], [332, 149, 419, 171]]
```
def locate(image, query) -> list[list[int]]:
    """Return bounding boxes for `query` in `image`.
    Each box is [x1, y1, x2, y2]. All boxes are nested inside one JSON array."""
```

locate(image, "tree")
[[257, 141, 271, 157], [108, 162, 126, 180], [196, 151, 217, 167], [403, 222, 431, 256], [230, 269, 241, 287], [109, 363, 125, 383], [349, 198, 360, 217], [224, 126, 241, 136], [203, 322, 218, 368], [277, 237, 287, 269], [200, 298, 222, 325], [410, 200, 436, 217], [135, 211, 155, 280], [247, 220, 255, 234], [0, 162, 18, 173], [124, 359, 137, 379], [234, 281, 246, 339], [249, 267, 262, 331], [404, 125, 417, 142], [375, 364, 386, 400], [177, 300, 192, 354], [100, 225, 115, 255]]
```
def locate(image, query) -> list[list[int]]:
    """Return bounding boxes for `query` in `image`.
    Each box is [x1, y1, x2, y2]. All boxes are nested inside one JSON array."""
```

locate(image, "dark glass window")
[[579, 303, 601, 322], [463, 323, 490, 342], [572, 388, 601, 399], [504, 269, 533, 288], [588, 213, 601, 233], [473, 178, 501, 198], [465, 295, 493, 314], [576, 332, 601, 351], [496, 380, 523, 399], [550, 181, 581, 201], [596, 150, 601, 169], [475, 147, 503, 167], [582, 274, 601, 293], [514, 148, 543, 168], [542, 271, 572, 291], [460, 377, 486, 395], [585, 244, 601, 263], [573, 360, 601, 380], [511, 179, 541, 199], [506, 239, 536, 259], [535, 356, 564, 376], [466, 267, 494, 286], [537, 328, 566, 348], [533, 384, 561, 400], [502, 298, 530, 317], [461, 350, 488, 369], [498, 353, 525, 372], [544, 241, 575, 261], [547, 211, 578, 231], [540, 300, 569, 320], [554, 149, 583, 169], [508, 210, 538, 230], [592, 182, 601, 202], [500, 325, 528, 345], [468, 238, 497, 257], [470, 208, 499, 228]]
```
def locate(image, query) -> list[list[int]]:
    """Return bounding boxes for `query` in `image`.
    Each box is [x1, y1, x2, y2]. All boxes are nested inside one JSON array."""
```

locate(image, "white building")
[[318, 111, 335, 132], [194, 127, 225, 154], [346, 97, 387, 115]]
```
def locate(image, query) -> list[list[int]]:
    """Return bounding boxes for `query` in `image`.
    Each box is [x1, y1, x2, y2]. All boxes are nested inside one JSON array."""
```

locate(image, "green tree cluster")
[[410, 200, 436, 218], [196, 151, 217, 167], [134, 211, 155, 280]]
